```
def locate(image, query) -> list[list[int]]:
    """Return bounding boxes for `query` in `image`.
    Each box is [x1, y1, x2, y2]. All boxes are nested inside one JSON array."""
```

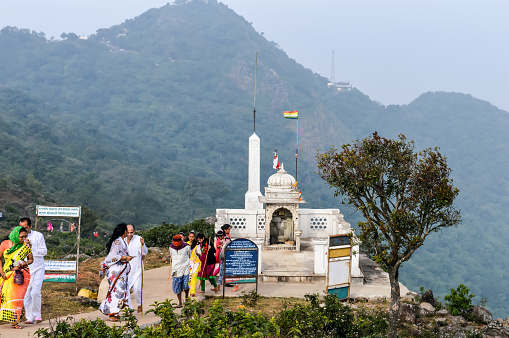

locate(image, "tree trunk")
[[387, 266, 401, 338]]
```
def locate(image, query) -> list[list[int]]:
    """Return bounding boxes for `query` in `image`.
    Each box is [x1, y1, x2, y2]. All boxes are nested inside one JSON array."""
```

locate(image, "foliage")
[[44, 231, 105, 259], [240, 290, 261, 307], [140, 219, 214, 248], [316, 132, 461, 337], [34, 293, 388, 338], [444, 284, 475, 316], [276, 293, 372, 338]]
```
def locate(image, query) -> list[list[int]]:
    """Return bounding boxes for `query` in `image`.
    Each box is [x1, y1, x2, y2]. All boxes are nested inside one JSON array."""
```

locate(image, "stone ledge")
[[261, 275, 326, 283]]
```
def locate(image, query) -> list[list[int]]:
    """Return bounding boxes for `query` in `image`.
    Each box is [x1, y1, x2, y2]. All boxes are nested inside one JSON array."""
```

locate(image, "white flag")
[[273, 153, 280, 169]]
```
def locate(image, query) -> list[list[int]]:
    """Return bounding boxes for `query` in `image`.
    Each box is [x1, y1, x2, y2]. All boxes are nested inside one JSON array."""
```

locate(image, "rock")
[[452, 332, 467, 338], [469, 305, 492, 324], [399, 303, 416, 324], [421, 289, 436, 307], [436, 317, 447, 324], [148, 246, 162, 254], [97, 277, 109, 303], [417, 302, 435, 317], [406, 291, 418, 300], [482, 320, 509, 337], [205, 216, 217, 225], [436, 309, 450, 316], [69, 296, 99, 306], [400, 296, 414, 304], [450, 315, 467, 326]]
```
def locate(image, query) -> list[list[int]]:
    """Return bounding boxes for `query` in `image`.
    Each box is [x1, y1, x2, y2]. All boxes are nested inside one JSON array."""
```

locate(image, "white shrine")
[[215, 132, 363, 282]]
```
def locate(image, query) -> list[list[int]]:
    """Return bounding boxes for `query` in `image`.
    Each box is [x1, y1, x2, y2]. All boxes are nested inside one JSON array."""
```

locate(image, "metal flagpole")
[[253, 52, 257, 133], [296, 118, 299, 183], [140, 243, 144, 316]]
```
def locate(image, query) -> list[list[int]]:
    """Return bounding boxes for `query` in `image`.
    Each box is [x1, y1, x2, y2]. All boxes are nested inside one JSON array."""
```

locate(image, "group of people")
[[99, 223, 147, 322], [0, 219, 236, 327], [0, 218, 47, 329], [169, 224, 237, 308]]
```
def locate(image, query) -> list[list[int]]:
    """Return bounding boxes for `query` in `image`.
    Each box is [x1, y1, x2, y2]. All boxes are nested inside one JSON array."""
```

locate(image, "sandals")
[[36, 318, 43, 323], [12, 323, 22, 329], [109, 315, 119, 322], [25, 320, 34, 324], [175, 304, 183, 308]]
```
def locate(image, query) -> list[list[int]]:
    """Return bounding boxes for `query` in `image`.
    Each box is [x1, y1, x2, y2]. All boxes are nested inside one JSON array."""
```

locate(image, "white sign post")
[[36, 205, 82, 291]]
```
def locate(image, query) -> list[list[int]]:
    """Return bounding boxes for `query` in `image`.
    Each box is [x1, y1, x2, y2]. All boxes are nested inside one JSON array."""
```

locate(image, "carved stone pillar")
[[294, 229, 303, 252]]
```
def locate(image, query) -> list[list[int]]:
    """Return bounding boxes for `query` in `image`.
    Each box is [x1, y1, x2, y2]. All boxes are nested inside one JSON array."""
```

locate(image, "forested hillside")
[[1, 0, 509, 317]]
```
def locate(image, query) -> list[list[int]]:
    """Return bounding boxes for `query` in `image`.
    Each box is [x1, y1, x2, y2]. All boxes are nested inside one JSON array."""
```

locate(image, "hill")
[[0, 0, 509, 317]]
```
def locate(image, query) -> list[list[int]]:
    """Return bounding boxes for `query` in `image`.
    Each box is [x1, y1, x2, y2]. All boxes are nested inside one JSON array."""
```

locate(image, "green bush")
[[34, 293, 389, 338], [444, 284, 475, 316], [140, 219, 214, 248]]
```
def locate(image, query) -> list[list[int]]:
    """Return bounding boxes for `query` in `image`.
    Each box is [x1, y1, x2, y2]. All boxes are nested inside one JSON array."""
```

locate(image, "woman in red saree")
[[0, 226, 34, 329]]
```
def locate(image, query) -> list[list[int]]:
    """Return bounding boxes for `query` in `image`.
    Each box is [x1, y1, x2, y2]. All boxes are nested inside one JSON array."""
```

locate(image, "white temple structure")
[[215, 132, 363, 282]]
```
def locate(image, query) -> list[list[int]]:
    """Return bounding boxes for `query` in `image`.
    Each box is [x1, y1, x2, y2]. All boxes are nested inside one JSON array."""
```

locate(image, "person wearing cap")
[[169, 234, 191, 308]]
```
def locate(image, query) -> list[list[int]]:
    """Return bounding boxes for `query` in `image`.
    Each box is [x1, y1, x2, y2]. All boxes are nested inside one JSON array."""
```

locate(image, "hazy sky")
[[1, 0, 508, 111]]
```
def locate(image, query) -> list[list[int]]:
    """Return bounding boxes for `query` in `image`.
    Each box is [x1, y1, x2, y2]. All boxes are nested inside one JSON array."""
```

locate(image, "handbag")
[[13, 269, 24, 285]]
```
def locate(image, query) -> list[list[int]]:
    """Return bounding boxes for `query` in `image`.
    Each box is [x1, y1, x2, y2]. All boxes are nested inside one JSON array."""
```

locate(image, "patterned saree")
[[0, 228, 32, 324]]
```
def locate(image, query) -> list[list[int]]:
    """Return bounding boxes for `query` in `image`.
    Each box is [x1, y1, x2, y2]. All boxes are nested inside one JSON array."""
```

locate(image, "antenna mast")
[[253, 52, 257, 133], [330, 50, 335, 83]]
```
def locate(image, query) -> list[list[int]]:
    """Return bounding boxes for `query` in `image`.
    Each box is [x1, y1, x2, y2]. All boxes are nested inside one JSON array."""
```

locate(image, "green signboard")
[[44, 273, 76, 283]]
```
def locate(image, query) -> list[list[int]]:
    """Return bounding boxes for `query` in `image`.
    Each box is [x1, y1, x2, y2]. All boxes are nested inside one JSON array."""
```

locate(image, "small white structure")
[[216, 132, 363, 281]]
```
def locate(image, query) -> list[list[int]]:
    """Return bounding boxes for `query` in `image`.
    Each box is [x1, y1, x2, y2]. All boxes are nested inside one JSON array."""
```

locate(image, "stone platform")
[[261, 247, 323, 282]]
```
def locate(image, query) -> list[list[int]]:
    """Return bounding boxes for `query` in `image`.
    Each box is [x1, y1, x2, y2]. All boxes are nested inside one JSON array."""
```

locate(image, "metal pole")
[[296, 118, 299, 183], [35, 206, 38, 230], [253, 52, 257, 134], [141, 243, 144, 316], [75, 207, 81, 294]]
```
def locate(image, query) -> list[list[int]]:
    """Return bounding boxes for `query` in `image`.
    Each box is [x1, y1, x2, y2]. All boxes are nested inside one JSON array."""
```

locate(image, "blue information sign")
[[225, 250, 258, 276], [222, 238, 259, 297], [227, 238, 257, 249]]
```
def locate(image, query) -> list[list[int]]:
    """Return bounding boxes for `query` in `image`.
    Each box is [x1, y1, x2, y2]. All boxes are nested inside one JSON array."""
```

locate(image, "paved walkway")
[[0, 254, 409, 337]]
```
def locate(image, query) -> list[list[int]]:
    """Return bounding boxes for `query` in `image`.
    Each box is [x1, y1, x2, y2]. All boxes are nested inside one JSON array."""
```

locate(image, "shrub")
[[444, 284, 475, 316], [140, 219, 214, 248]]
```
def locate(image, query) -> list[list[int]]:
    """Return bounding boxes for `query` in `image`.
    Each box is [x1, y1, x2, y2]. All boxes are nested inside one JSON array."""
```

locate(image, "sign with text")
[[327, 234, 352, 300], [223, 238, 259, 298], [44, 273, 76, 283], [37, 206, 81, 217], [225, 250, 258, 276], [45, 260, 77, 272]]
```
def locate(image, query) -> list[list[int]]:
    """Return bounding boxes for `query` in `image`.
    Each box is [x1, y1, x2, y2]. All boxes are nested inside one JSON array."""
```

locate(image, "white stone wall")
[[298, 209, 351, 238], [215, 209, 264, 238], [217, 208, 352, 239]]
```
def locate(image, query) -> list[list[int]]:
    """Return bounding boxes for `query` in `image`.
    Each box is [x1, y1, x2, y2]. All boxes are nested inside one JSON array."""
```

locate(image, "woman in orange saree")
[[0, 226, 33, 329]]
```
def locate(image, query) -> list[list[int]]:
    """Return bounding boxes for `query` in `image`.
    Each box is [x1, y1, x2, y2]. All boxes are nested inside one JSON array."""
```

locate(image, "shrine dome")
[[267, 167, 296, 190]]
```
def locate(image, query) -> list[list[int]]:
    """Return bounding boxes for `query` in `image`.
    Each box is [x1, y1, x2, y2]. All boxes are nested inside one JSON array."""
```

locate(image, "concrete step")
[[261, 274, 326, 283]]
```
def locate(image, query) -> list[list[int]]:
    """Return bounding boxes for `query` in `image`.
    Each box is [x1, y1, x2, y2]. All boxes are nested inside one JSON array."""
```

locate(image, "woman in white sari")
[[99, 223, 133, 321]]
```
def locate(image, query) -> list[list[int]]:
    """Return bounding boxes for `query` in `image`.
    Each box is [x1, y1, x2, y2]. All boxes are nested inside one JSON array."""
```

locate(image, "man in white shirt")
[[20, 217, 47, 324], [126, 224, 148, 313]]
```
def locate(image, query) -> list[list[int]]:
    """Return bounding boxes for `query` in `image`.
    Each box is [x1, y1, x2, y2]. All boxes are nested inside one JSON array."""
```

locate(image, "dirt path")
[[0, 265, 177, 337]]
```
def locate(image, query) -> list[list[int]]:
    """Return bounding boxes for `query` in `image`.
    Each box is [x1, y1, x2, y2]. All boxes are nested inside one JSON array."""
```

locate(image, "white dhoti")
[[127, 235, 147, 307], [128, 264, 143, 305], [25, 230, 47, 322], [24, 257, 45, 321]]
